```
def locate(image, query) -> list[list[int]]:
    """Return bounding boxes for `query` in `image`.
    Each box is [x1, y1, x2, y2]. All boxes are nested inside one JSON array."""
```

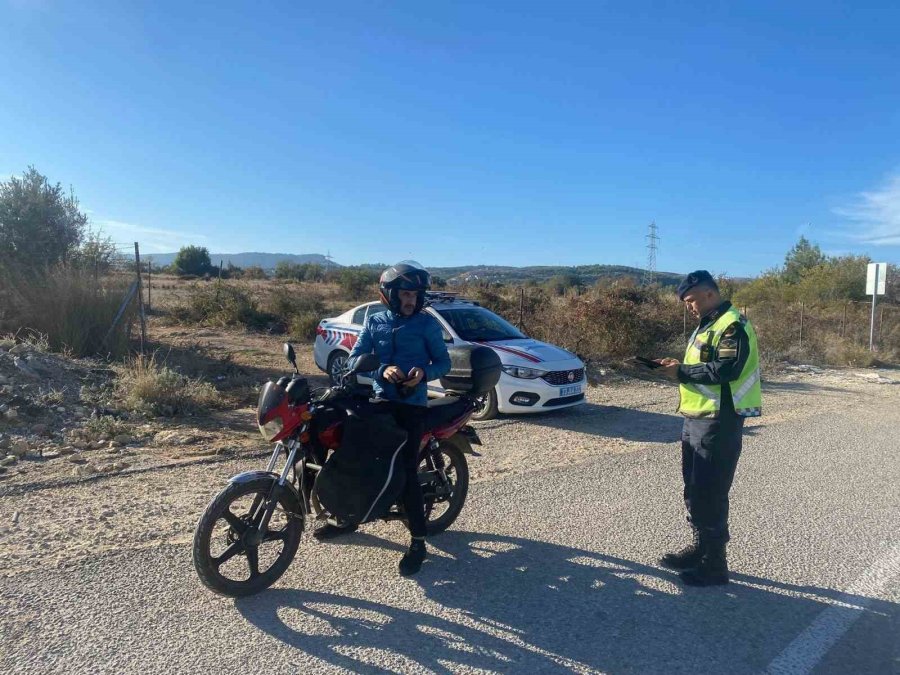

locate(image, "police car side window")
[[352, 306, 367, 326]]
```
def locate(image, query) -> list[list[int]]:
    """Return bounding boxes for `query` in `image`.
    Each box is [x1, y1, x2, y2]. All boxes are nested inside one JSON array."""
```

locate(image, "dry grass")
[[0, 263, 134, 357], [118, 353, 222, 417]]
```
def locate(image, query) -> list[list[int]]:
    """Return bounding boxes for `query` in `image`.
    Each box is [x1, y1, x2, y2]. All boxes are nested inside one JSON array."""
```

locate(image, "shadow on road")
[[235, 531, 896, 673], [482, 404, 760, 443], [479, 403, 684, 443]]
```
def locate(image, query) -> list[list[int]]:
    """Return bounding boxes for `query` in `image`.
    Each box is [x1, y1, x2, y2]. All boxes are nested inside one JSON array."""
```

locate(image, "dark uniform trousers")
[[681, 413, 744, 545], [390, 402, 428, 539]]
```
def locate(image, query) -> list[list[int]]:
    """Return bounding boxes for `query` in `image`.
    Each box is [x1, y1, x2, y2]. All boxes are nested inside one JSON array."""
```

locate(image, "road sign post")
[[867, 262, 888, 351]]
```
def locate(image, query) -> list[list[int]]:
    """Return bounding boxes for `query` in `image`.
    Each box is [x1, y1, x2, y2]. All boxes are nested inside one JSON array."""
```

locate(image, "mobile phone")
[[634, 356, 662, 369]]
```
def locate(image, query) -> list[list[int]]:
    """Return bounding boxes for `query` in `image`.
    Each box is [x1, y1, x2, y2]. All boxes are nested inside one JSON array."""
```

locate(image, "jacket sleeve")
[[677, 322, 750, 385], [423, 319, 452, 382], [349, 318, 387, 384]]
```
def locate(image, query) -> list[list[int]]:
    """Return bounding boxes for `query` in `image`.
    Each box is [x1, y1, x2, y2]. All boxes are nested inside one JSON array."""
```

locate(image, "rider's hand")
[[658, 363, 681, 380], [404, 367, 425, 387], [383, 366, 406, 384]]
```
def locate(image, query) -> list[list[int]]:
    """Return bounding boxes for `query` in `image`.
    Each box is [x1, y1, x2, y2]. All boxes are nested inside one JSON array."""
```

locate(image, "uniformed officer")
[[654, 270, 762, 586]]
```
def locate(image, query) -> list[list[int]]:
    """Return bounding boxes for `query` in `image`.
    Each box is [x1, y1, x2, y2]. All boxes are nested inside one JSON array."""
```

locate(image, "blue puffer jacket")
[[349, 309, 451, 407]]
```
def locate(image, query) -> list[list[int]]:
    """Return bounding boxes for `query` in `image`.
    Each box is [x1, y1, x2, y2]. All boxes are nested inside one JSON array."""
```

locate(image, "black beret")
[[676, 270, 717, 300]]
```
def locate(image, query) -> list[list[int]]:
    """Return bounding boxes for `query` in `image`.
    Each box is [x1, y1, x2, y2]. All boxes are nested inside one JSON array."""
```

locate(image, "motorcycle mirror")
[[347, 353, 379, 375], [283, 343, 298, 372]]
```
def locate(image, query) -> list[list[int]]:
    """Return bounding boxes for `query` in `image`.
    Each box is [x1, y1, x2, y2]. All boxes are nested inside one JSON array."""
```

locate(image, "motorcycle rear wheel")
[[193, 477, 303, 597]]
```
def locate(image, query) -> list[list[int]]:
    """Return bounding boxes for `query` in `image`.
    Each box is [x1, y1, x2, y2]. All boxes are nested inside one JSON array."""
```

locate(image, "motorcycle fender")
[[458, 425, 483, 453], [228, 470, 305, 524], [457, 427, 481, 457]]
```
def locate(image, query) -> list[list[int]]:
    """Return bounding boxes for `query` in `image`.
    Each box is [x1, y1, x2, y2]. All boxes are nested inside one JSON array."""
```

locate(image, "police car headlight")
[[502, 365, 548, 379], [259, 418, 284, 441]]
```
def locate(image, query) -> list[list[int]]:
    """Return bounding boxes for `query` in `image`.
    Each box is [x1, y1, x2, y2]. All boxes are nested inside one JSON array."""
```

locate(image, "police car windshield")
[[436, 307, 526, 342]]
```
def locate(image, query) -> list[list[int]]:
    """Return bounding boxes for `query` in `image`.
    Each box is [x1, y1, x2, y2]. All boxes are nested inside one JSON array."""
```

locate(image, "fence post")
[[134, 242, 147, 353], [799, 303, 804, 349], [147, 258, 152, 312], [840, 303, 847, 338], [215, 259, 223, 301], [518, 286, 525, 330]]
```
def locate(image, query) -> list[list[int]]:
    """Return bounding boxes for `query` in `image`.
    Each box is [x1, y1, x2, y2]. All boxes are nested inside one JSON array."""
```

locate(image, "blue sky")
[[2, 1, 899, 276]]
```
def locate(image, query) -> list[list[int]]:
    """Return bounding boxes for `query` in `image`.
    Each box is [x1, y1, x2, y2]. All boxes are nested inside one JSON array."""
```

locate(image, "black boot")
[[680, 541, 729, 586], [399, 538, 427, 576], [660, 528, 703, 570], [313, 520, 358, 541]]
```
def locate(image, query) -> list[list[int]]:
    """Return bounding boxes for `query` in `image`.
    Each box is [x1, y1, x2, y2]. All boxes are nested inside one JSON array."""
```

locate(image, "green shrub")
[[119, 354, 221, 416], [170, 283, 271, 328], [290, 312, 321, 340]]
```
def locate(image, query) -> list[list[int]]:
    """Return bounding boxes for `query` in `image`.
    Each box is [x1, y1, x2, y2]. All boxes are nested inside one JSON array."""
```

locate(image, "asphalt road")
[[2, 399, 898, 674]]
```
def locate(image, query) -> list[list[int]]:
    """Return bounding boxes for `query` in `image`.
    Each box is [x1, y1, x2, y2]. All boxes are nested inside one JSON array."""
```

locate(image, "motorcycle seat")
[[424, 396, 470, 431]]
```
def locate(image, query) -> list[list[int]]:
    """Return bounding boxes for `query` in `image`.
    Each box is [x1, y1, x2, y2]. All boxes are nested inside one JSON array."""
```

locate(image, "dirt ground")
[[0, 317, 898, 579]]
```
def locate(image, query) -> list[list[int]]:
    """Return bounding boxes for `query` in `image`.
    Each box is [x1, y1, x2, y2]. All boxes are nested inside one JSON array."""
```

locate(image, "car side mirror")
[[283, 343, 298, 372], [347, 353, 380, 375]]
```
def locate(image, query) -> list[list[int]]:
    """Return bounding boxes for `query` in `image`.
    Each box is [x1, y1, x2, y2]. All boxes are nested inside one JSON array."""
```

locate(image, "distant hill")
[[146, 252, 338, 270], [145, 252, 682, 285], [430, 264, 684, 287]]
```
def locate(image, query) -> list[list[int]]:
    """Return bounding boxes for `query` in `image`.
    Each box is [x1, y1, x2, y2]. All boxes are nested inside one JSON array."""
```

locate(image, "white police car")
[[313, 293, 586, 420]]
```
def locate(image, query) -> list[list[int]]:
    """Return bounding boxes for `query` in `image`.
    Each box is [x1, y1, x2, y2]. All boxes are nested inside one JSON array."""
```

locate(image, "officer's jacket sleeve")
[[423, 317, 452, 383], [677, 322, 750, 385]]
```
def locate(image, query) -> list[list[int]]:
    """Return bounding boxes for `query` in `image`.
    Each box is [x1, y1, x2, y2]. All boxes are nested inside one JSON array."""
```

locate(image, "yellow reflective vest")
[[679, 306, 762, 418]]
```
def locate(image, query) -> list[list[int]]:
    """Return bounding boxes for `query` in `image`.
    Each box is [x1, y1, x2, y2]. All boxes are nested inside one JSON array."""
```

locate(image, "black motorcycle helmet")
[[379, 260, 431, 315]]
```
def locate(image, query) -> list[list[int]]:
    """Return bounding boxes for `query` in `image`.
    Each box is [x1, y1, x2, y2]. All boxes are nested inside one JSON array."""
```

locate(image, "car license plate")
[[559, 384, 582, 397]]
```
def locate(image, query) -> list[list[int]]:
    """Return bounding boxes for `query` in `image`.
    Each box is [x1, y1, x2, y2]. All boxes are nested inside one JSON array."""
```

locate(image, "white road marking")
[[767, 540, 900, 674]]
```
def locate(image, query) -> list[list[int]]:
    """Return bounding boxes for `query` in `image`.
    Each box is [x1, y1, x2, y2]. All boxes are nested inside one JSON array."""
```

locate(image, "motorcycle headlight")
[[259, 417, 284, 441], [501, 365, 548, 379]]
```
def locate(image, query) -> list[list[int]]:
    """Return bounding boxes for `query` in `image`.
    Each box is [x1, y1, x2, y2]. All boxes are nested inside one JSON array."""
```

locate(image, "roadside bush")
[[339, 267, 379, 299], [0, 262, 134, 358], [264, 287, 325, 339], [170, 283, 271, 328], [243, 266, 267, 280], [119, 354, 221, 416]]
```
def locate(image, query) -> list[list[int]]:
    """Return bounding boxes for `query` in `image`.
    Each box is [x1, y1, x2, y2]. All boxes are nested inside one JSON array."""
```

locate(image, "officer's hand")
[[658, 363, 681, 381], [404, 367, 425, 387], [383, 366, 407, 383], [655, 358, 680, 367]]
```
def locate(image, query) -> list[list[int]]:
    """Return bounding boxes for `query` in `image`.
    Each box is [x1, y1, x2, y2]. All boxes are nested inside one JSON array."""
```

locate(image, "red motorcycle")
[[193, 345, 494, 597]]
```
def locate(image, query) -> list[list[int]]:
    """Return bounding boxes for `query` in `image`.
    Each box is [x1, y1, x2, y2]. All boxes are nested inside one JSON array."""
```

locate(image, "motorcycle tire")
[[424, 435, 470, 536], [193, 477, 303, 597]]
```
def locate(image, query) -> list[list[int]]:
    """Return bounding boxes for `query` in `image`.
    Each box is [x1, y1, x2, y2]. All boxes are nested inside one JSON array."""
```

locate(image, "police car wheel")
[[470, 387, 498, 421], [327, 352, 348, 387]]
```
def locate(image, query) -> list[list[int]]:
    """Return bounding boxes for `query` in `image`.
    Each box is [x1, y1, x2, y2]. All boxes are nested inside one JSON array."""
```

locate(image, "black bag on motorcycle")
[[313, 407, 408, 525]]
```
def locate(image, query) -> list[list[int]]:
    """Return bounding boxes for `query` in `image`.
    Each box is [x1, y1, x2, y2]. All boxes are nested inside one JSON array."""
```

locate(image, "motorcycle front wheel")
[[192, 477, 303, 597]]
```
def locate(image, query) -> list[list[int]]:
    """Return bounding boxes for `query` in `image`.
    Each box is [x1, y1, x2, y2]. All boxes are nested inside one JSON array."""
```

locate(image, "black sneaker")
[[399, 540, 427, 576], [313, 522, 358, 541]]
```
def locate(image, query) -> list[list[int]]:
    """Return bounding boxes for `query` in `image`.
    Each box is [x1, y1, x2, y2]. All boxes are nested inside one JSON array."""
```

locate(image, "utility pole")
[[644, 221, 659, 285]]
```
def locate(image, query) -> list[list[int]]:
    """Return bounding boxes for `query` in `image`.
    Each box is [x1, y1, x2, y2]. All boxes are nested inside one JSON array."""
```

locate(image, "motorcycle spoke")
[[213, 541, 244, 567], [262, 528, 287, 543], [246, 546, 261, 579], [223, 509, 248, 534]]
